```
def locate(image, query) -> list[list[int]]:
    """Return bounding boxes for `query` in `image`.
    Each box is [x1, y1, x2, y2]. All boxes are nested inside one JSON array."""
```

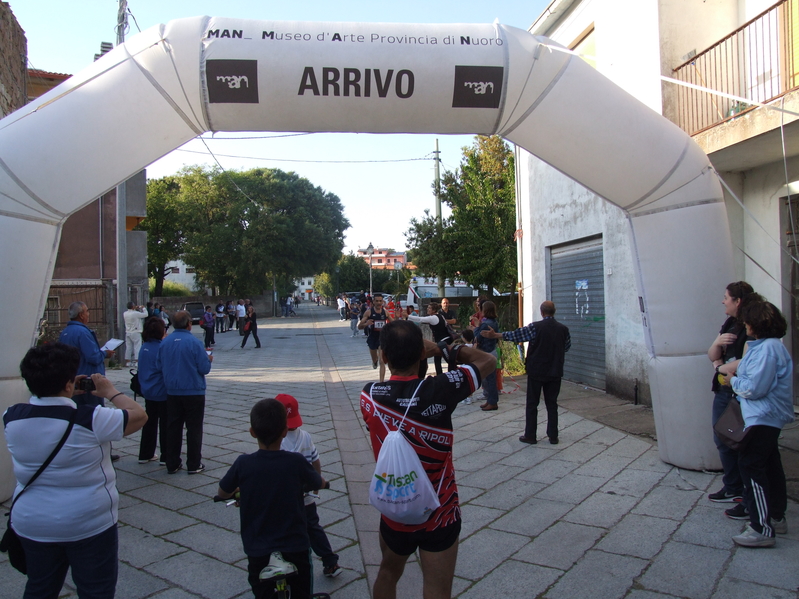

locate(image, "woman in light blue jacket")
[[725, 297, 794, 548]]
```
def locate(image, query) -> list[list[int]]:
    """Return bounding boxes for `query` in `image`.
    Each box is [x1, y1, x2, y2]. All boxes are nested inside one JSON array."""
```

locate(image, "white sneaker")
[[732, 524, 775, 548], [460, 397, 472, 405], [773, 517, 788, 535]]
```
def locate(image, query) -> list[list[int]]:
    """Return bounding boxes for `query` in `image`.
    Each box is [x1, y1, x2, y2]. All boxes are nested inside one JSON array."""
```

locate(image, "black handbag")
[[0, 409, 76, 574], [713, 397, 749, 450]]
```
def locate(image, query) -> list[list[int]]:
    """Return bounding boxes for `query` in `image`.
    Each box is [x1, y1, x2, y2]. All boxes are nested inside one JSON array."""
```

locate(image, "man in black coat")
[[481, 300, 570, 444]]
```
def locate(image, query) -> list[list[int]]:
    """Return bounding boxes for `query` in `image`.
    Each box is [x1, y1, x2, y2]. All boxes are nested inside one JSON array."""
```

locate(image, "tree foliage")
[[137, 177, 186, 296], [143, 166, 349, 297], [405, 135, 517, 296]]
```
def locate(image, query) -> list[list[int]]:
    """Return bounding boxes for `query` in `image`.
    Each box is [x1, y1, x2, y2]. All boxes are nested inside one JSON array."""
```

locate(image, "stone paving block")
[[492, 497, 573, 537], [180, 496, 241, 532], [497, 444, 558, 468], [118, 524, 188, 568], [516, 458, 578, 485], [639, 541, 729, 599], [149, 589, 206, 598], [351, 504, 380, 533], [603, 435, 655, 458], [535, 473, 608, 504], [551, 440, 607, 464], [660, 468, 716, 492], [0, 559, 27, 598], [145, 551, 249, 599], [327, 515, 360, 541], [573, 453, 636, 479], [114, 469, 158, 493], [513, 521, 604, 570], [557, 418, 604, 441], [628, 447, 674, 472], [544, 549, 647, 599], [118, 493, 143, 509], [712, 577, 797, 599], [454, 528, 531, 581], [118, 502, 199, 536], [469, 477, 545, 511], [164, 522, 247, 563], [600, 468, 667, 498], [457, 464, 524, 490], [583, 426, 628, 447], [115, 561, 170, 599], [633, 484, 703, 521], [727, 536, 799, 590], [672, 505, 743, 549], [562, 490, 639, 528], [459, 503, 506, 540], [452, 438, 492, 458], [453, 450, 509, 473], [626, 591, 681, 599], [127, 484, 208, 511], [458, 559, 562, 598], [319, 493, 353, 514], [596, 513, 679, 559], [324, 576, 371, 599], [457, 484, 485, 504], [335, 539, 367, 576]]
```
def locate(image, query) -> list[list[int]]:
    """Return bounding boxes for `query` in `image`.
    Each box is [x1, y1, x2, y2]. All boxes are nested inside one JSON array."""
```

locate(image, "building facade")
[[521, 0, 798, 405]]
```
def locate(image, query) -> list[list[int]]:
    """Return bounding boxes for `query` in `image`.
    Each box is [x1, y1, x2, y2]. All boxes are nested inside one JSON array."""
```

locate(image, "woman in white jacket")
[[724, 297, 794, 547]]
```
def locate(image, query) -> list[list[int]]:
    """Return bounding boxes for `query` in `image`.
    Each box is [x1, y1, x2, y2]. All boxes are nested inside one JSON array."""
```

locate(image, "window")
[[186, 268, 195, 274], [172, 267, 181, 274], [377, 259, 383, 264], [571, 25, 596, 69]]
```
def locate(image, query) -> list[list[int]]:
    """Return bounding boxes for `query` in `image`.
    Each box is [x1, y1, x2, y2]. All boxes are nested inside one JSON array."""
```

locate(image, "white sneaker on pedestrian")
[[773, 517, 788, 535], [460, 397, 472, 405], [732, 524, 775, 548]]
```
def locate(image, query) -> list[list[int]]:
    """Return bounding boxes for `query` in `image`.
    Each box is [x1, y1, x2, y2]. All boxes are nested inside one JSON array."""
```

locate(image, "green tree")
[[405, 135, 516, 297], [137, 176, 186, 296], [177, 166, 349, 296]]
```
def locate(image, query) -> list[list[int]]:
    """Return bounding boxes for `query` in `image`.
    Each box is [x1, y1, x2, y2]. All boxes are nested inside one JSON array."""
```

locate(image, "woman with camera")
[[3, 343, 147, 598]]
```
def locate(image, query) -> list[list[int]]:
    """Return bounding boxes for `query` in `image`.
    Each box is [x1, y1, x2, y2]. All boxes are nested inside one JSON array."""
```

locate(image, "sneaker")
[[725, 503, 749, 520], [137, 456, 159, 464], [460, 397, 472, 405], [372, 361, 378, 369], [187, 464, 206, 475], [323, 564, 343, 578], [708, 488, 743, 503], [772, 517, 788, 535], [519, 436, 537, 444], [167, 465, 183, 474], [732, 524, 775, 548], [549, 437, 559, 445]]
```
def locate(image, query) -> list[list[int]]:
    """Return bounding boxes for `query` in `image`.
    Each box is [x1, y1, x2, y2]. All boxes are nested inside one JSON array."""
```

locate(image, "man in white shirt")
[[123, 302, 148, 366], [236, 300, 247, 335]]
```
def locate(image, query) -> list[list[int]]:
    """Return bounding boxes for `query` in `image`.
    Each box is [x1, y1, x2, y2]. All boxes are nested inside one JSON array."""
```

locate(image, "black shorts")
[[366, 334, 381, 350], [380, 518, 461, 556]]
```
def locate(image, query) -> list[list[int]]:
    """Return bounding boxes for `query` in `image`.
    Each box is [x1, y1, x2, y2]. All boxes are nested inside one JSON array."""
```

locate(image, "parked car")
[[181, 301, 205, 324]]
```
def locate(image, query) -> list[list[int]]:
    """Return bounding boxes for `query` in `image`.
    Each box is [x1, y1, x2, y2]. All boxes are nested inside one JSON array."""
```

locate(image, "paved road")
[[2, 303, 797, 598]]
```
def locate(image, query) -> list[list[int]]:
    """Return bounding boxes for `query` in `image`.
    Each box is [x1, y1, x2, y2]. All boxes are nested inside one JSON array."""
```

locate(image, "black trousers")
[[739, 425, 787, 536], [247, 550, 311, 599], [306, 503, 338, 568], [241, 327, 261, 348], [139, 399, 168, 461], [203, 326, 215, 347], [165, 394, 205, 472], [525, 377, 561, 440]]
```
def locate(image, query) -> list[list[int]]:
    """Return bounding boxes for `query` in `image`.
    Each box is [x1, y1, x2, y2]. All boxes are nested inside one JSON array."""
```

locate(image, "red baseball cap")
[[275, 394, 303, 428]]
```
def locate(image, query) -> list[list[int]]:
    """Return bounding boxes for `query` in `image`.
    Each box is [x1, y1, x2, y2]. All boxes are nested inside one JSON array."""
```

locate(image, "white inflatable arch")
[[0, 18, 733, 488]]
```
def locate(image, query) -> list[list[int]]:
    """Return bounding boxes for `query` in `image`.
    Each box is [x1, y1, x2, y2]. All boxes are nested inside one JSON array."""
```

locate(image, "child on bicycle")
[[276, 394, 342, 578], [218, 398, 326, 599]]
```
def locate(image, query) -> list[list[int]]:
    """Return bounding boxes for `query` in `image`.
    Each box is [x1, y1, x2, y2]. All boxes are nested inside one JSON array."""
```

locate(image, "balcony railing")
[[672, 0, 799, 135]]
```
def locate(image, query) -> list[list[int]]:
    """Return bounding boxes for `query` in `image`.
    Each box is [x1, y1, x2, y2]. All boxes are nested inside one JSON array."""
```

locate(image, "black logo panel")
[[452, 66, 503, 108], [207, 59, 259, 104]]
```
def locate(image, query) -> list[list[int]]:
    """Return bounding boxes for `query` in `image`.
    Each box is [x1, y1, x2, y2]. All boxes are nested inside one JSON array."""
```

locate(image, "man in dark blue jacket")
[[157, 310, 213, 474], [59, 301, 115, 407]]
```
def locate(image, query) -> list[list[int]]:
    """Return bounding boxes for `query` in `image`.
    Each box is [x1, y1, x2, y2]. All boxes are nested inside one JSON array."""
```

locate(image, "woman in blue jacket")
[[137, 317, 168, 464], [724, 297, 794, 547]]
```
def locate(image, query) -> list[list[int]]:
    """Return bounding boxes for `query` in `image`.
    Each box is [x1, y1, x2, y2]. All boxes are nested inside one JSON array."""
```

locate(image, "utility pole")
[[115, 0, 129, 347], [434, 139, 444, 298]]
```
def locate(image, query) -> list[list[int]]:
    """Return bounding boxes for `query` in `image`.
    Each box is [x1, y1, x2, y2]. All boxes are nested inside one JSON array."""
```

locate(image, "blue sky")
[[11, 0, 551, 255]]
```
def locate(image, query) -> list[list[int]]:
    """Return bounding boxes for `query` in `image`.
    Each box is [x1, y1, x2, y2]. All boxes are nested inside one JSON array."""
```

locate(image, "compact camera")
[[77, 378, 96, 392]]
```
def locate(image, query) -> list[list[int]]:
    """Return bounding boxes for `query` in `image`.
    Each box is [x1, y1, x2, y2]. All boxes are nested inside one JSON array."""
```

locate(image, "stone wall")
[[0, 2, 26, 117]]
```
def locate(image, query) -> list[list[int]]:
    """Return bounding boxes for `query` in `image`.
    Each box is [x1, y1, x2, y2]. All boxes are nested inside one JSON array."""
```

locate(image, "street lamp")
[[366, 242, 374, 297]]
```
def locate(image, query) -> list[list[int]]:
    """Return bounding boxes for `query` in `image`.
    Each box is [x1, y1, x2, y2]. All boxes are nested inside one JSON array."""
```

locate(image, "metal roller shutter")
[[549, 238, 606, 389]]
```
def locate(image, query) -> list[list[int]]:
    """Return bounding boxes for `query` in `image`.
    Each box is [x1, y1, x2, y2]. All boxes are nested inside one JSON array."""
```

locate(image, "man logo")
[[452, 65, 503, 109], [206, 59, 259, 104]]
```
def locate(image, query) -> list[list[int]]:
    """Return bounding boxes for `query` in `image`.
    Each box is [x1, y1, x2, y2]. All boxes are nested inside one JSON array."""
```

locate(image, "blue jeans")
[[712, 387, 743, 494], [19, 523, 118, 599]]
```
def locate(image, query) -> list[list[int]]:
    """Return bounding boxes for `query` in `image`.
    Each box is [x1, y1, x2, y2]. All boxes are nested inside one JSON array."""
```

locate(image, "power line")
[[175, 147, 434, 164]]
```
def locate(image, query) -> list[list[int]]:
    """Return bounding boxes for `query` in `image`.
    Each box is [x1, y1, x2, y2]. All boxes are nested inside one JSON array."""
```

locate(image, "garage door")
[[550, 238, 606, 389]]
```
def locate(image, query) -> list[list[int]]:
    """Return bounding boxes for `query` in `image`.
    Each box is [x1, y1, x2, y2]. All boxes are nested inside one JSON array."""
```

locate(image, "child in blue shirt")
[[218, 398, 326, 599]]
